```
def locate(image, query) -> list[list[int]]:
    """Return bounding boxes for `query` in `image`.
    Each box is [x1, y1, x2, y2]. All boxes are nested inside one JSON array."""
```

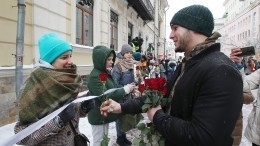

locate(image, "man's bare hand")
[[100, 99, 122, 117]]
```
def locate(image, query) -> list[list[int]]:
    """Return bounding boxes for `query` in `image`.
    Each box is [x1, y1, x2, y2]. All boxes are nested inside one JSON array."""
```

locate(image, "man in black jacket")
[[101, 5, 243, 146]]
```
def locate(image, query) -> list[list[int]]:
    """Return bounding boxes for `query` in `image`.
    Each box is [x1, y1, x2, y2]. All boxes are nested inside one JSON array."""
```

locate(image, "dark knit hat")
[[170, 5, 214, 37], [133, 52, 141, 61], [120, 44, 133, 55]]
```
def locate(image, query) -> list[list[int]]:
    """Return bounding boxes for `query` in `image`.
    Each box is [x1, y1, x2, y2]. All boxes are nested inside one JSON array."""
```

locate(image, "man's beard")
[[175, 30, 191, 53]]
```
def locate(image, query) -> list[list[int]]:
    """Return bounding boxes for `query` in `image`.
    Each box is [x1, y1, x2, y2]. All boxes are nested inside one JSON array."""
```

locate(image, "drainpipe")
[[153, 0, 157, 61], [15, 0, 26, 102], [164, 5, 169, 59]]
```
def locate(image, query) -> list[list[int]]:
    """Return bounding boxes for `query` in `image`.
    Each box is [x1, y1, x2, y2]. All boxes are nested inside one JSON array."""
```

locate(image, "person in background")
[[167, 62, 176, 81], [230, 48, 260, 146], [248, 56, 256, 73], [14, 33, 94, 145], [133, 52, 142, 83], [100, 5, 243, 146], [159, 60, 167, 79], [112, 44, 135, 146], [87, 45, 135, 146], [140, 55, 149, 78], [164, 59, 170, 80]]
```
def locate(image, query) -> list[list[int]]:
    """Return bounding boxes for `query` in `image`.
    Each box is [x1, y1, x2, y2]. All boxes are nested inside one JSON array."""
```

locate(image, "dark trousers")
[[116, 119, 126, 138], [253, 143, 259, 146]]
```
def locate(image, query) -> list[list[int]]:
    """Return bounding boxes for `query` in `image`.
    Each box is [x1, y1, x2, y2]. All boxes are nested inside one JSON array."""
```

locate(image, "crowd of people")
[[13, 4, 259, 146]]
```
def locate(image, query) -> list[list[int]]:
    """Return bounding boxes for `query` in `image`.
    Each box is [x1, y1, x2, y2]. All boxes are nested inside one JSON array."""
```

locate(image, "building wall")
[[0, 0, 33, 66]]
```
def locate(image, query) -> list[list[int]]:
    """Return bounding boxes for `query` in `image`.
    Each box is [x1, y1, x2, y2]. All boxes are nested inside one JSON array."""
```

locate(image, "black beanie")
[[170, 5, 214, 37]]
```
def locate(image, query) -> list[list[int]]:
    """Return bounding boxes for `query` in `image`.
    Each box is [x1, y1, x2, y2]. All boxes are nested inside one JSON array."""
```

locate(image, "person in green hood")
[[87, 45, 135, 146]]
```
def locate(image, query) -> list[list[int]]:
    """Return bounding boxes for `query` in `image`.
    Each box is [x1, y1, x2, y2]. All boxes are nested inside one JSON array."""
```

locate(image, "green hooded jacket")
[[87, 45, 126, 125]]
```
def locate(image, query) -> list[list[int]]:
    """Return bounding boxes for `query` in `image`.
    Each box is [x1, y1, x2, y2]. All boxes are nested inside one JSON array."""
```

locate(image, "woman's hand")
[[230, 48, 243, 63], [100, 99, 122, 117]]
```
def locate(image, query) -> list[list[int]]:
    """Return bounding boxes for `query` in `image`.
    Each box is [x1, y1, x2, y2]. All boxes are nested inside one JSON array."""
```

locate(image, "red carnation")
[[99, 72, 108, 82], [138, 84, 146, 93], [161, 87, 167, 95], [157, 77, 167, 89]]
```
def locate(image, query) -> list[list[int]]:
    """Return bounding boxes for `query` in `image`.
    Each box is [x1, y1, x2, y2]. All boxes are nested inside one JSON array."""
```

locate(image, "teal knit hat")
[[170, 5, 214, 37], [133, 52, 141, 61], [38, 33, 72, 63]]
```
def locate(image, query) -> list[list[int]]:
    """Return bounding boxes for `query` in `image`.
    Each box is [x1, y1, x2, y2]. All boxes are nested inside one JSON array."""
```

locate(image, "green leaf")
[[100, 134, 109, 146], [142, 103, 151, 112], [144, 97, 152, 104], [133, 137, 142, 145], [160, 98, 168, 107], [139, 141, 146, 146], [141, 127, 151, 135], [137, 123, 146, 130], [152, 95, 160, 106]]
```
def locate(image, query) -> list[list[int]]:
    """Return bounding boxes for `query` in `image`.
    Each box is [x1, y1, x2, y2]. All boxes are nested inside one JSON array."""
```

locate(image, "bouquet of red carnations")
[[133, 77, 168, 146]]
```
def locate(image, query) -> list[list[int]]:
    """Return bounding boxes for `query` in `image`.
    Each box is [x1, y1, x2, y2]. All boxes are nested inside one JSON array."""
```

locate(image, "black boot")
[[123, 136, 132, 145], [116, 136, 132, 146], [116, 136, 127, 146]]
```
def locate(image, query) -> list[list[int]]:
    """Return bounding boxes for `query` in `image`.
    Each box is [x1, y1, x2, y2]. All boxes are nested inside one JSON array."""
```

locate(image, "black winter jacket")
[[121, 43, 243, 146]]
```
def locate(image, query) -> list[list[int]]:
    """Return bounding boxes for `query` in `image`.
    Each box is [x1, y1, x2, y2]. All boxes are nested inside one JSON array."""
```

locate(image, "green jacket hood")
[[92, 45, 116, 72]]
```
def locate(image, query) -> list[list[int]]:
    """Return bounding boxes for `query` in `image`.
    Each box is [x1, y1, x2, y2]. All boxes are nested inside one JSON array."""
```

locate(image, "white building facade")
[[216, 0, 260, 57]]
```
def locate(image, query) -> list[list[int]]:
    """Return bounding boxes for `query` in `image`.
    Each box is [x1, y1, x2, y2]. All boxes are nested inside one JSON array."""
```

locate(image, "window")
[[128, 22, 133, 44], [252, 12, 256, 38], [76, 0, 93, 46], [110, 11, 118, 50]]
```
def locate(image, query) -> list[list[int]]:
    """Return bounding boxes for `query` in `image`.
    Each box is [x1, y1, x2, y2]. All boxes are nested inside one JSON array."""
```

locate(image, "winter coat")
[[232, 91, 254, 146], [112, 53, 135, 87], [243, 69, 260, 145], [113, 64, 135, 86], [120, 43, 243, 146], [87, 46, 126, 125], [14, 108, 83, 146]]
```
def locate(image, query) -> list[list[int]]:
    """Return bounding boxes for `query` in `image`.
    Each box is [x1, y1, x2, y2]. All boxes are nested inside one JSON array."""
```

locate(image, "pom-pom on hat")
[[170, 5, 214, 37], [38, 33, 72, 63]]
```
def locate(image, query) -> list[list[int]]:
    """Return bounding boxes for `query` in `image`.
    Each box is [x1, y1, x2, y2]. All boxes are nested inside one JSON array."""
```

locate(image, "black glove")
[[81, 99, 95, 113], [58, 103, 77, 126]]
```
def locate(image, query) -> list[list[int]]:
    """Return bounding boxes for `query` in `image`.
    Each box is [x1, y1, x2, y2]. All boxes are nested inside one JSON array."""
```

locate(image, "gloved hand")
[[81, 99, 95, 113], [58, 103, 77, 126]]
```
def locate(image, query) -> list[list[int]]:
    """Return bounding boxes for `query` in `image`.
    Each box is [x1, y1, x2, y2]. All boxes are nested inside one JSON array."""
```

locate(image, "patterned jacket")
[[14, 104, 86, 146]]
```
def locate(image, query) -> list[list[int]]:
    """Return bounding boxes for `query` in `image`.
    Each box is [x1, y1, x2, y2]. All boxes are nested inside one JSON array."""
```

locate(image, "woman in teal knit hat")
[[14, 33, 94, 145], [87, 45, 135, 146]]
